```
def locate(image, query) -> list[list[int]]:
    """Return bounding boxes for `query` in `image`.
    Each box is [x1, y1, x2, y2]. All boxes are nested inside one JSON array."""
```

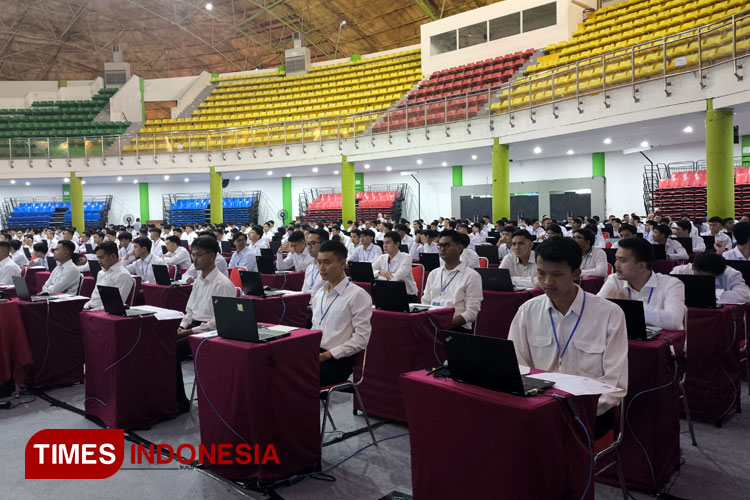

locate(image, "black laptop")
[[672, 274, 718, 308], [419, 253, 440, 272], [239, 270, 285, 297], [485, 236, 499, 246], [476, 268, 514, 292], [399, 244, 409, 254], [12, 276, 61, 302], [371, 280, 413, 312], [675, 237, 693, 254], [607, 298, 659, 340], [349, 261, 374, 283], [220, 240, 232, 253], [23, 247, 32, 260], [603, 247, 617, 266], [270, 240, 282, 254], [439, 332, 555, 396], [85, 243, 94, 253], [475, 245, 500, 265], [152, 264, 181, 286], [47, 256, 57, 271], [652, 244, 667, 260], [701, 235, 715, 250], [98, 285, 154, 316], [256, 255, 275, 274], [726, 261, 750, 286], [260, 248, 274, 258], [213, 296, 291, 343], [88, 259, 102, 279]]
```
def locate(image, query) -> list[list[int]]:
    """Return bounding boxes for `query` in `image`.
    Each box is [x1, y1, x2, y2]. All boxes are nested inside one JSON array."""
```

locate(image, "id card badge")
[[431, 301, 441, 307]]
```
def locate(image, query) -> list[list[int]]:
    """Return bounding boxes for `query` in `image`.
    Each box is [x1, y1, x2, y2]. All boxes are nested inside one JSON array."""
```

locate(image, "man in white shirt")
[[118, 233, 136, 265], [509, 237, 628, 433], [573, 228, 608, 278], [496, 226, 514, 261], [500, 229, 538, 290], [421, 230, 483, 333], [0, 241, 21, 285], [721, 221, 750, 261], [247, 225, 269, 255], [418, 230, 439, 254], [149, 228, 165, 258], [83, 242, 134, 311], [175, 237, 237, 412], [302, 228, 329, 307], [456, 233, 480, 269], [228, 232, 258, 272], [163, 236, 193, 272], [125, 237, 165, 284], [181, 225, 198, 247], [348, 229, 382, 263], [277, 230, 313, 272], [312, 240, 372, 387], [673, 220, 705, 253], [609, 223, 636, 249], [671, 252, 750, 305], [8, 239, 29, 267], [41, 240, 81, 295], [346, 229, 360, 259], [372, 231, 418, 301], [652, 225, 689, 260], [395, 224, 418, 260], [183, 232, 229, 280], [598, 237, 686, 331], [703, 216, 732, 252]]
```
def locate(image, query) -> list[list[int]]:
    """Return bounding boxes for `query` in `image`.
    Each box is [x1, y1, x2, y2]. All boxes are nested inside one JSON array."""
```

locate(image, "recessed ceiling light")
[[10, 179, 15, 184], [603, 137, 612, 145], [184, 178, 190, 183], [416, 159, 423, 165], [640, 140, 649, 148], [25, 181, 30, 186], [533, 146, 542, 154], [133, 179, 138, 184], [267, 171, 273, 176], [312, 167, 319, 173], [81, 180, 86, 185], [683, 126, 693, 133], [286, 173, 291, 177], [364, 164, 370, 169], [163, 175, 170, 180], [386, 166, 392, 171], [441, 161, 448, 167], [235, 175, 240, 180], [117, 176, 122, 182], [205, 2, 213, 10], [566, 149, 574, 155], [471, 154, 477, 160], [63, 177, 70, 183], [333, 170, 339, 174]]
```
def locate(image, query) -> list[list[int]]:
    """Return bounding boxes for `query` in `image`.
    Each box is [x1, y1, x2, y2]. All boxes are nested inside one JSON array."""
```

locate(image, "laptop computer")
[[23, 247, 32, 260], [47, 256, 57, 272], [179, 240, 190, 249], [371, 280, 412, 312], [701, 235, 715, 250], [349, 261, 374, 283], [220, 240, 232, 253], [85, 243, 94, 253], [675, 237, 693, 254], [607, 298, 659, 340], [419, 253, 440, 273], [603, 247, 617, 266], [475, 245, 499, 264], [98, 285, 154, 316], [239, 270, 285, 297], [485, 236, 499, 246], [604, 224, 614, 236], [726, 261, 750, 286], [672, 274, 719, 308], [213, 296, 291, 343], [652, 244, 667, 260], [152, 264, 179, 286], [12, 276, 62, 302], [256, 255, 275, 274], [488, 230, 500, 239], [88, 260, 102, 278], [270, 240, 282, 254], [260, 248, 274, 259], [399, 244, 409, 254], [439, 332, 555, 396], [475, 268, 514, 292]]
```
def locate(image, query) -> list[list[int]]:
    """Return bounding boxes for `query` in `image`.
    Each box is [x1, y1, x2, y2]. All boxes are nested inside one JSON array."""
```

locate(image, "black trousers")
[[320, 349, 356, 388], [594, 409, 615, 440], [407, 294, 418, 303], [176, 320, 203, 410]]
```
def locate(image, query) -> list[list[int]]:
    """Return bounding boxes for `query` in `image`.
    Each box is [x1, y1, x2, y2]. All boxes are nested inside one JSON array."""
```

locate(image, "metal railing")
[[1, 9, 749, 161]]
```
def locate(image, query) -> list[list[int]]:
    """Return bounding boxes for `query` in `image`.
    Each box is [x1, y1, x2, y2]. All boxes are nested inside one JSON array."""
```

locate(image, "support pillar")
[[452, 165, 463, 186], [138, 182, 150, 222], [492, 138, 510, 221], [341, 155, 356, 223], [209, 167, 223, 224], [69, 172, 84, 232], [592, 152, 605, 177], [706, 101, 734, 219], [281, 176, 292, 224]]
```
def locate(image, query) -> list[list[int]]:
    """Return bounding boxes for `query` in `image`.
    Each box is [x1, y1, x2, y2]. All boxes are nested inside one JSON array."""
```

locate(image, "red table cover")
[[261, 272, 305, 292], [352, 281, 372, 297], [0, 300, 33, 385], [81, 311, 179, 429], [579, 276, 605, 294], [242, 293, 311, 328], [79, 276, 95, 297], [142, 283, 193, 312], [401, 370, 597, 500], [474, 290, 536, 338], [652, 259, 686, 275], [188, 329, 322, 483], [17, 298, 87, 388], [353, 307, 454, 421], [33, 271, 51, 295], [24, 267, 46, 295]]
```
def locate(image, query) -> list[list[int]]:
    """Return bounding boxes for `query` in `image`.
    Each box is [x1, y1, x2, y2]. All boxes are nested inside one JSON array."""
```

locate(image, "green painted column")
[[741, 135, 750, 167], [209, 167, 223, 224], [354, 172, 365, 193], [69, 172, 84, 232], [139, 77, 145, 122], [492, 138, 510, 221], [592, 152, 605, 177], [282, 176, 293, 224], [139, 182, 150, 222], [341, 155, 356, 223], [706, 101, 734, 219], [452, 165, 463, 186]]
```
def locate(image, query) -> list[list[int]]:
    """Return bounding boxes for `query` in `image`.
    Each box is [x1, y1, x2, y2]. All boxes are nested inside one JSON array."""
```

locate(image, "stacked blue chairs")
[[7, 200, 106, 228], [165, 196, 256, 226]]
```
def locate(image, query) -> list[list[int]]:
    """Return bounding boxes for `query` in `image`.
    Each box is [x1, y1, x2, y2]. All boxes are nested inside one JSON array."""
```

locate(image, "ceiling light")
[[267, 170, 273, 176], [333, 170, 339, 174], [364, 164, 370, 169], [386, 166, 392, 171], [441, 161, 448, 167], [471, 154, 477, 160], [163, 175, 170, 180], [117, 176, 122, 182], [63, 177, 70, 183], [603, 137, 612, 145], [184, 178, 190, 183], [10, 179, 15, 184], [234, 175, 240, 180], [205, 2, 213, 10], [81, 180, 86, 185], [566, 149, 574, 155], [25, 181, 30, 186], [312, 167, 319, 173], [340, 20, 346, 26], [286, 173, 291, 177], [683, 126, 693, 133], [533, 146, 542, 154], [640, 140, 649, 148], [133, 179, 138, 184], [416, 159, 423, 165]]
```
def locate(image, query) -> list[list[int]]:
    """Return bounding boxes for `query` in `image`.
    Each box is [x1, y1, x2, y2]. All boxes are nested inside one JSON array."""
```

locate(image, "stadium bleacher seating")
[[6, 201, 107, 229], [652, 166, 750, 217], [166, 197, 257, 225], [303, 190, 403, 222]]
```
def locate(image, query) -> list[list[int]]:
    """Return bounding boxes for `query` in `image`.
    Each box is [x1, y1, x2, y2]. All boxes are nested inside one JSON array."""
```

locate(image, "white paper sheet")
[[192, 330, 218, 339], [525, 372, 623, 396], [265, 324, 297, 333], [133, 305, 185, 321], [52, 294, 88, 301], [519, 365, 530, 375]]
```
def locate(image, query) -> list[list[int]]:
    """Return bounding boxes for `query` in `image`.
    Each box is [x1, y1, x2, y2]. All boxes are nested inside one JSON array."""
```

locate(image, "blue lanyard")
[[582, 250, 591, 269], [141, 255, 152, 277], [440, 268, 460, 295], [364, 245, 373, 260], [321, 281, 349, 322], [627, 286, 654, 304], [548, 292, 586, 362], [308, 264, 319, 287]]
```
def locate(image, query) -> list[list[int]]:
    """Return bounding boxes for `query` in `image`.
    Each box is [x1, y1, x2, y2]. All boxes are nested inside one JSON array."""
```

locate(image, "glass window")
[[523, 3, 557, 33], [430, 31, 457, 56], [458, 21, 487, 50], [489, 12, 521, 41]]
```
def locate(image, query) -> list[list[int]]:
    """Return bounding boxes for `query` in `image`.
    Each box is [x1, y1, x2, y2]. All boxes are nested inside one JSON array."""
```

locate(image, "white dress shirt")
[[41, 260, 80, 295], [163, 246, 192, 271], [467, 233, 482, 250], [0, 256, 21, 285], [688, 234, 706, 253], [497, 243, 512, 261], [277, 251, 314, 272], [703, 231, 732, 248], [722, 247, 750, 261], [228, 246, 258, 272], [180, 266, 237, 333], [311, 279, 372, 359], [580, 247, 608, 278], [84, 262, 134, 311], [500, 251, 538, 289], [348, 243, 382, 263], [125, 253, 165, 284], [508, 287, 628, 415], [118, 243, 135, 264], [419, 242, 438, 254], [302, 261, 325, 298], [11, 251, 29, 268], [670, 264, 750, 305], [371, 251, 418, 296], [150, 239, 166, 258], [247, 240, 268, 254], [421, 261, 483, 327], [460, 248, 480, 270], [660, 238, 689, 260], [184, 253, 228, 279], [182, 232, 198, 246], [598, 272, 686, 330]]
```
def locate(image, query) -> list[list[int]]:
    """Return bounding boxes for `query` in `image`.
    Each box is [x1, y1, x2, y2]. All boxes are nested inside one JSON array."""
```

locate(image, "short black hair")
[[250, 225, 264, 236], [288, 230, 305, 243], [511, 229, 534, 242], [546, 223, 563, 236], [318, 240, 348, 261], [438, 229, 465, 247], [350, 228, 361, 237], [384, 231, 401, 244], [118, 232, 133, 241], [133, 236, 152, 252], [57, 239, 75, 255], [693, 252, 727, 276], [733, 221, 750, 245], [63, 228, 74, 236], [654, 224, 672, 237], [361, 229, 375, 239], [233, 232, 246, 242], [457, 232, 471, 248], [676, 220, 692, 232], [395, 223, 408, 233], [535, 237, 583, 271], [502, 225, 516, 234], [619, 223, 637, 235], [574, 228, 595, 246], [166, 235, 181, 245], [150, 227, 162, 235], [34, 242, 48, 253], [0, 240, 9, 252], [192, 236, 220, 255], [308, 228, 330, 242], [9, 239, 21, 251], [95, 241, 118, 257], [708, 216, 724, 224], [618, 237, 655, 270]]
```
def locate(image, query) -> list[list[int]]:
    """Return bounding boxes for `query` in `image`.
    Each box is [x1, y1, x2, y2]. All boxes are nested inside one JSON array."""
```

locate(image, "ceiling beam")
[[37, 0, 90, 79], [413, 0, 437, 21]]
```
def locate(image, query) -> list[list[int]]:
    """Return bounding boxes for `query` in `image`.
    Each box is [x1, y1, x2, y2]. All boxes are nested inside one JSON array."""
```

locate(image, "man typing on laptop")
[[83, 242, 134, 311]]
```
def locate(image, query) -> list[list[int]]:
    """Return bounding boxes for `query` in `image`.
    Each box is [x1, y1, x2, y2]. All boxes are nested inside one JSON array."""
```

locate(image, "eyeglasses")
[[436, 243, 452, 249], [305, 241, 321, 248], [192, 252, 209, 259]]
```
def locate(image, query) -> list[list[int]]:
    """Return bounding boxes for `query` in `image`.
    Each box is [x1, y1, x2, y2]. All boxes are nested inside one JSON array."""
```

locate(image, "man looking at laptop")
[[312, 240, 372, 387], [670, 252, 750, 305], [277, 230, 313, 272], [572, 229, 608, 278], [651, 224, 689, 260], [40, 240, 81, 295], [348, 229, 382, 263], [0, 241, 21, 285], [421, 230, 483, 333], [674, 220, 706, 253], [500, 229, 538, 290], [598, 237, 686, 331], [509, 237, 628, 435], [83, 242, 134, 311], [371, 230, 418, 302]]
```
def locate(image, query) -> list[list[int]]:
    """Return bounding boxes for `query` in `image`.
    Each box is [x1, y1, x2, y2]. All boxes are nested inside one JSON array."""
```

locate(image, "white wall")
[[110, 75, 142, 123], [0, 79, 100, 109], [144, 76, 197, 102]]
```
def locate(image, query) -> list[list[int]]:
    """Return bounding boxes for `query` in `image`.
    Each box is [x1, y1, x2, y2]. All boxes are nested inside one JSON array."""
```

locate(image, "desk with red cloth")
[[241, 292, 311, 328], [142, 283, 193, 312], [0, 300, 33, 386], [261, 272, 305, 292], [474, 289, 537, 339], [652, 259, 686, 275], [188, 328, 322, 484]]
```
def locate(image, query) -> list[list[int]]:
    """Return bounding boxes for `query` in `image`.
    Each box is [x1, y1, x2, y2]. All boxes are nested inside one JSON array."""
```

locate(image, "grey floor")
[[2, 362, 749, 500]]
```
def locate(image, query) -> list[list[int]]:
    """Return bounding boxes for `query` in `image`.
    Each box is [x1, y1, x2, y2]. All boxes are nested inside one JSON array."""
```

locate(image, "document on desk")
[[192, 330, 219, 339], [133, 305, 185, 321], [266, 325, 297, 333], [54, 294, 88, 301], [525, 372, 623, 396]]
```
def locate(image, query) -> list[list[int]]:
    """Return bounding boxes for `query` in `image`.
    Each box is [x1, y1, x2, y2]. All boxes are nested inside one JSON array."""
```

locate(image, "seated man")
[[610, 223, 637, 249], [247, 225, 269, 253], [454, 233, 480, 269], [125, 237, 165, 284], [418, 230, 439, 254], [674, 220, 705, 253], [671, 252, 750, 305], [573, 229, 608, 278], [31, 242, 49, 269], [83, 242, 134, 311], [598, 237, 686, 330], [9, 239, 29, 267], [163, 236, 192, 272], [227, 232, 258, 272], [117, 232, 136, 265], [302, 228, 329, 297], [652, 224, 689, 260], [348, 229, 382, 262], [703, 216, 732, 252], [41, 240, 81, 295], [421, 230, 483, 333], [346, 229, 360, 258], [499, 229, 538, 289], [0, 241, 21, 285], [277, 230, 313, 272], [183, 232, 229, 281], [720, 221, 750, 261], [496, 225, 515, 261], [371, 231, 418, 302], [175, 237, 237, 412], [312, 240, 372, 387], [509, 238, 628, 433]]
